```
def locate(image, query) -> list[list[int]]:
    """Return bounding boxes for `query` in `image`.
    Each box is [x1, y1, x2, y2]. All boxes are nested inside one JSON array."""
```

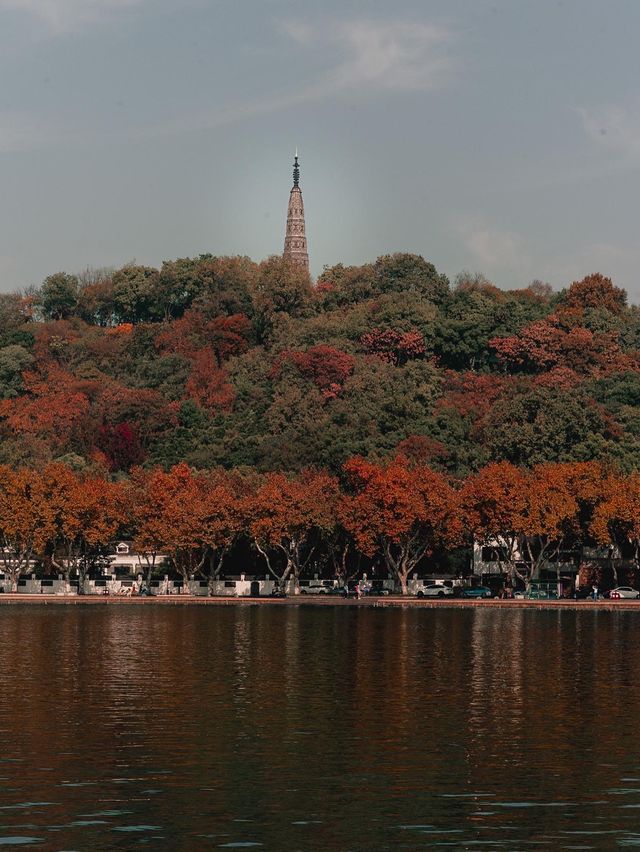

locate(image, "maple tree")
[[490, 316, 622, 374]]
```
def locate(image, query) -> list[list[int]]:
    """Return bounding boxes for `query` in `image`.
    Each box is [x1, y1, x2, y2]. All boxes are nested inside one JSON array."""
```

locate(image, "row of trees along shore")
[[1, 457, 638, 594]]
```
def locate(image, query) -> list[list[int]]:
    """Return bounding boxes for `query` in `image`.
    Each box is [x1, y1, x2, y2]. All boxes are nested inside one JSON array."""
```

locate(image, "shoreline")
[[0, 594, 638, 610]]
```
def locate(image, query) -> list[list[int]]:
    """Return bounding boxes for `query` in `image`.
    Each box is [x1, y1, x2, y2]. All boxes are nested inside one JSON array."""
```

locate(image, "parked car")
[[608, 586, 640, 599], [416, 583, 454, 598], [364, 580, 393, 596], [299, 579, 336, 595], [461, 585, 493, 599]]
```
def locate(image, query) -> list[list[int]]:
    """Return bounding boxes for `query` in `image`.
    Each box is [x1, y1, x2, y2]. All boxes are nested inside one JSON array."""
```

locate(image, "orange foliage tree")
[[590, 471, 640, 578], [0, 366, 95, 450], [0, 467, 58, 592], [126, 466, 173, 586], [42, 465, 124, 592], [460, 461, 529, 583], [519, 463, 596, 583], [462, 460, 604, 585], [197, 468, 250, 593], [340, 456, 460, 594], [249, 469, 340, 592]]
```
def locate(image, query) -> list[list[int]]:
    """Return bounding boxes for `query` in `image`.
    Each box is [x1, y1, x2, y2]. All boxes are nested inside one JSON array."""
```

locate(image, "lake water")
[[1, 605, 640, 850]]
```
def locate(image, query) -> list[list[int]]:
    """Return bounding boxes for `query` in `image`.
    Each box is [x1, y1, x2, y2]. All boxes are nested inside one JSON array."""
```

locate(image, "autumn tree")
[[249, 469, 339, 592], [517, 463, 589, 583], [341, 456, 460, 594], [126, 467, 172, 586], [360, 328, 426, 366], [149, 463, 208, 588], [272, 344, 356, 399], [591, 471, 640, 576], [562, 273, 627, 315], [0, 467, 58, 591], [185, 350, 235, 412], [490, 317, 622, 374], [460, 462, 528, 584], [42, 465, 124, 592], [462, 460, 604, 585], [198, 468, 250, 593]]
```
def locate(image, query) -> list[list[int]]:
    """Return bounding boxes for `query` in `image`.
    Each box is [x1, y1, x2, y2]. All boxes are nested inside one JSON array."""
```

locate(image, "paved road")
[[0, 594, 639, 610]]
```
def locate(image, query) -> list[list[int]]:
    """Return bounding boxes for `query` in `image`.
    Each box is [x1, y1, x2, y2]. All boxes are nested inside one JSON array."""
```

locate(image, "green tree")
[[373, 253, 450, 304], [252, 256, 313, 343], [40, 273, 79, 320], [112, 264, 159, 323], [482, 386, 618, 466], [0, 345, 34, 399]]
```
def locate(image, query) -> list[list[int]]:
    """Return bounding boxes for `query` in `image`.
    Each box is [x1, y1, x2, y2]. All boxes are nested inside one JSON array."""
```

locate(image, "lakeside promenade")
[[0, 594, 639, 610]]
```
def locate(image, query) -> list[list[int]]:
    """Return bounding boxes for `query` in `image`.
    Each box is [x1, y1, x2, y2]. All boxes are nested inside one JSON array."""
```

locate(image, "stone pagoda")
[[283, 150, 309, 274]]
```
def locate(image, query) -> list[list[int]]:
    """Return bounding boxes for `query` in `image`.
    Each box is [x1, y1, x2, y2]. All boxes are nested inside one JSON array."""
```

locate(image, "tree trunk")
[[398, 570, 409, 596]]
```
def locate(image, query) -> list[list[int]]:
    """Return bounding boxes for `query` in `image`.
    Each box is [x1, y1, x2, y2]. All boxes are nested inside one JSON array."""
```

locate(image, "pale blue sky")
[[2, 0, 640, 296]]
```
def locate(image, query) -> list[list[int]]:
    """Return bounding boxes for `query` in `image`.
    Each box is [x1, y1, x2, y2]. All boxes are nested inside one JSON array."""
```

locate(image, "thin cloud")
[[0, 15, 458, 150], [0, 0, 145, 35], [284, 18, 456, 95], [459, 218, 530, 274], [176, 18, 457, 133]]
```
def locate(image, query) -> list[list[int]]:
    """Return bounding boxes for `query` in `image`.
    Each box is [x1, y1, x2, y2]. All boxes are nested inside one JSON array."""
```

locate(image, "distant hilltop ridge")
[[0, 260, 635, 481]]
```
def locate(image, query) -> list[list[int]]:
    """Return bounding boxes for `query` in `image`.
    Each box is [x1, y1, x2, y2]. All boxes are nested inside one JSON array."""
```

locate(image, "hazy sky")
[[2, 0, 640, 297]]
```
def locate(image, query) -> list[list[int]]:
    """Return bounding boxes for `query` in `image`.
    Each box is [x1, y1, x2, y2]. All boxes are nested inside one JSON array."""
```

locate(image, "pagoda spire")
[[283, 150, 309, 274]]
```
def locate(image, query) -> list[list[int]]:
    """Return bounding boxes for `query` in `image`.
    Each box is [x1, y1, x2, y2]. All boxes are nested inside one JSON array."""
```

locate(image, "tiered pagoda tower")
[[283, 150, 309, 274]]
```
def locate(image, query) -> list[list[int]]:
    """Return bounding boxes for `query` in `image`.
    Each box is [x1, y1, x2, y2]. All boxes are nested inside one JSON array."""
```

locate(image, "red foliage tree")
[[0, 365, 96, 450], [185, 348, 236, 412], [97, 422, 145, 471], [273, 344, 356, 399], [562, 273, 627, 315], [156, 309, 251, 365], [490, 317, 622, 374], [0, 467, 59, 591], [360, 328, 426, 366], [395, 435, 449, 465], [436, 371, 514, 420]]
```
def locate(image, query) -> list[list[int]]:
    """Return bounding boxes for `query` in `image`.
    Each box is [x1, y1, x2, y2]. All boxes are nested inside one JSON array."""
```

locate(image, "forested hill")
[[0, 252, 638, 476]]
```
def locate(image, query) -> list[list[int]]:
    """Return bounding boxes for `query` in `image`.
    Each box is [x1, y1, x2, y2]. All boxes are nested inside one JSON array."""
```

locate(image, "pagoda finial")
[[293, 150, 300, 187]]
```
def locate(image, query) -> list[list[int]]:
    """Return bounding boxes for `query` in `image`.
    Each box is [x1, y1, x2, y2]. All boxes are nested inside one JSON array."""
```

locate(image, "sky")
[[2, 0, 640, 298]]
